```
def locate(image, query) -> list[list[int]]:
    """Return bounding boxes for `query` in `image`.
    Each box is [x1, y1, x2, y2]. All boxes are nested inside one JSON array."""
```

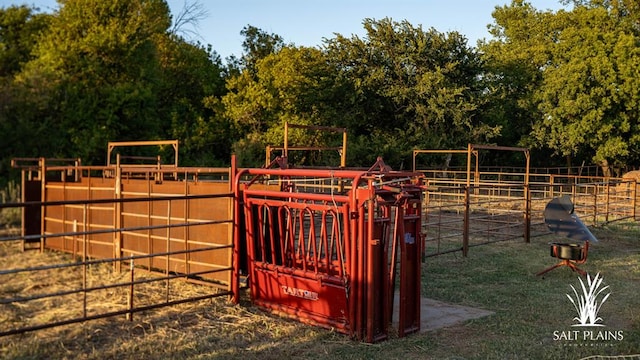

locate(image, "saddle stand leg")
[[536, 241, 589, 277]]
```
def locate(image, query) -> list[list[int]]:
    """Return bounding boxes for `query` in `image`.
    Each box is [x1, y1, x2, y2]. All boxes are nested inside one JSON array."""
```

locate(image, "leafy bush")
[[0, 181, 21, 229]]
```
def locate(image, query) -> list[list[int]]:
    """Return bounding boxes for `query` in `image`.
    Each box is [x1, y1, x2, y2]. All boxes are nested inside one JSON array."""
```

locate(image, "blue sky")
[[6, 0, 565, 59]]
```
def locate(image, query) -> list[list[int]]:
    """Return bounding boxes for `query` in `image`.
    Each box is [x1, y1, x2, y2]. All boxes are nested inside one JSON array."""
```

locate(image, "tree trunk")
[[600, 159, 612, 177]]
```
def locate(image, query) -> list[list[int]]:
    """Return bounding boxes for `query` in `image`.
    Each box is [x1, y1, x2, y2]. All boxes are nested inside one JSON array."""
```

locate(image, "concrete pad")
[[394, 294, 494, 332], [419, 298, 494, 331]]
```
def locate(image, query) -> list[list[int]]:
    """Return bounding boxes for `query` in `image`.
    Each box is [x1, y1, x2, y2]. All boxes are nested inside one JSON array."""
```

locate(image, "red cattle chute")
[[233, 162, 424, 342]]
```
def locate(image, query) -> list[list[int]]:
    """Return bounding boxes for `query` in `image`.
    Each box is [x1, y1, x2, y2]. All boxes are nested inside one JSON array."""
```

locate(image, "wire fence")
[[422, 175, 638, 258]]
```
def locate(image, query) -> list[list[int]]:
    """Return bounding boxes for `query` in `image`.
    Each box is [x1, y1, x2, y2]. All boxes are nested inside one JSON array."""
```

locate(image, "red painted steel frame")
[[233, 164, 424, 342]]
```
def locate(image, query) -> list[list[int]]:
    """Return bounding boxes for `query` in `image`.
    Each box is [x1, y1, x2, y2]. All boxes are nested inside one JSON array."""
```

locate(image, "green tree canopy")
[[223, 45, 340, 166], [224, 18, 499, 168], [324, 18, 498, 166], [16, 0, 173, 163], [484, 0, 640, 171], [0, 5, 49, 77], [156, 35, 228, 166], [0, 5, 52, 180]]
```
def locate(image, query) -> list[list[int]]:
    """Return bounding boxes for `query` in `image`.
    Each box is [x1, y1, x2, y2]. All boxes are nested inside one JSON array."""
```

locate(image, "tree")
[[0, 5, 49, 77], [16, 0, 172, 164], [484, 0, 640, 172], [480, 1, 560, 165], [156, 34, 229, 166], [534, 1, 640, 173], [237, 25, 285, 73], [223, 45, 339, 166], [224, 19, 497, 168], [324, 18, 497, 167], [0, 5, 51, 181]]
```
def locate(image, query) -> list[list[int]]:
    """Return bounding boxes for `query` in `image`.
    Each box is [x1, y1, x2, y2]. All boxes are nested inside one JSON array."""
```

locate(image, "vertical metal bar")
[[356, 196, 365, 340], [306, 208, 318, 273], [267, 206, 277, 265], [21, 168, 26, 252], [165, 200, 171, 302], [184, 171, 189, 275], [82, 209, 87, 319], [258, 205, 267, 263], [127, 259, 134, 321], [245, 195, 259, 302], [466, 144, 472, 188], [173, 140, 179, 170], [348, 201, 358, 339], [284, 122, 289, 159], [605, 180, 610, 223], [73, 219, 78, 260], [265, 145, 271, 167], [147, 170, 152, 270], [396, 205, 407, 337], [524, 184, 530, 243], [388, 207, 399, 330], [412, 150, 416, 173], [463, 185, 470, 257], [278, 207, 289, 267], [298, 209, 307, 272], [62, 167, 67, 252], [40, 157, 46, 253], [398, 198, 421, 337], [114, 154, 122, 272], [86, 170, 92, 261], [285, 207, 296, 267], [633, 180, 638, 221], [231, 162, 241, 304], [593, 186, 597, 225], [341, 131, 347, 168], [321, 211, 330, 274], [341, 205, 349, 280], [229, 157, 237, 298], [366, 186, 377, 342]]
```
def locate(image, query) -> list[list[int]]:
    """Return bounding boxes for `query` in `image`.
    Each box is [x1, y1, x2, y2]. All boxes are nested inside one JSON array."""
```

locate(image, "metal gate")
[[233, 159, 423, 342], [1, 158, 236, 337]]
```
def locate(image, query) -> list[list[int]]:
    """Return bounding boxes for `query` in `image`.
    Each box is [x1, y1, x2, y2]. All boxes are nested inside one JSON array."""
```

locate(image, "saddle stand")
[[536, 195, 597, 277], [536, 241, 589, 277]]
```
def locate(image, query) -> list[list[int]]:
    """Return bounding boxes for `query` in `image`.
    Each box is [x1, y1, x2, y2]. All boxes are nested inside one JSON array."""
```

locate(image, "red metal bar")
[[296, 209, 307, 272], [243, 189, 349, 204], [398, 201, 422, 337], [387, 207, 400, 328], [366, 186, 375, 342], [320, 211, 329, 273]]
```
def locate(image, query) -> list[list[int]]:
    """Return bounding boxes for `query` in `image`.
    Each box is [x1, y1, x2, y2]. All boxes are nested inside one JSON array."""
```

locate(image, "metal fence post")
[[463, 185, 470, 257], [524, 184, 530, 243]]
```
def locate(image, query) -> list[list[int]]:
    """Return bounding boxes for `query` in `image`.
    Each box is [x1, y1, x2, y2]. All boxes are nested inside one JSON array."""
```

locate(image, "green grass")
[[423, 224, 640, 359], [1, 223, 639, 359]]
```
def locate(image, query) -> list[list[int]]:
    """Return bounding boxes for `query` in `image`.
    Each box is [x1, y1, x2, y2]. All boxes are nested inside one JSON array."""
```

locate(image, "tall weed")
[[0, 180, 21, 228]]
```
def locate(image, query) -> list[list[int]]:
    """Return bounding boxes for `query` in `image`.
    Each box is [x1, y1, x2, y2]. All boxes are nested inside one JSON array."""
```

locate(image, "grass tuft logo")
[[566, 272, 610, 327], [553, 272, 624, 346]]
